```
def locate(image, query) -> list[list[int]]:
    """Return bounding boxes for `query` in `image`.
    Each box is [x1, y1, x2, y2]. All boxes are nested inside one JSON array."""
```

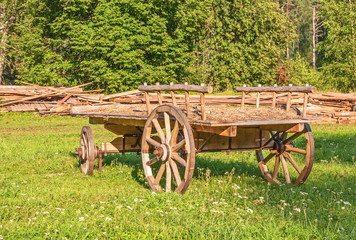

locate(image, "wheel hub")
[[274, 139, 286, 155], [153, 143, 171, 162]]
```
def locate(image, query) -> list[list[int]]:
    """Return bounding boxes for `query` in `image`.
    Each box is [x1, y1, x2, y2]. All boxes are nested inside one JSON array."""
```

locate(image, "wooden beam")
[[138, 84, 213, 93], [236, 86, 316, 93]]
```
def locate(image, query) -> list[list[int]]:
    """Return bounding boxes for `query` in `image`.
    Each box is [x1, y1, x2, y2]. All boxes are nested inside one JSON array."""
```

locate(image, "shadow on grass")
[[95, 151, 261, 190]]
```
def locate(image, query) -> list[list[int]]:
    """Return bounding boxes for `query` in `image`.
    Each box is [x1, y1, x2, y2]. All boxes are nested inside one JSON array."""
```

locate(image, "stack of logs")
[[0, 82, 355, 123]]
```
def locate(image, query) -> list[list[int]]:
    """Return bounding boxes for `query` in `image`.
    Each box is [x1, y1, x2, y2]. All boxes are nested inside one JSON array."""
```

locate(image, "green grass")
[[0, 112, 355, 239]]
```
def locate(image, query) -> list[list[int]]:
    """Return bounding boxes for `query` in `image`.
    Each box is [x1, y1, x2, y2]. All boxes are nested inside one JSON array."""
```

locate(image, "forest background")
[[0, 0, 354, 93]]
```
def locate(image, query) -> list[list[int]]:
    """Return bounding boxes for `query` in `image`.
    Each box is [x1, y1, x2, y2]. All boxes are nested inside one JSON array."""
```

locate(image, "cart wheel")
[[141, 105, 196, 193], [77, 126, 95, 175], [256, 123, 314, 185]]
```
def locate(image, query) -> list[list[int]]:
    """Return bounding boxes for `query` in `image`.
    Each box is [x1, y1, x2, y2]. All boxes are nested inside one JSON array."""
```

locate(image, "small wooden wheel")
[[141, 105, 196, 193], [78, 126, 95, 175], [256, 123, 314, 185]]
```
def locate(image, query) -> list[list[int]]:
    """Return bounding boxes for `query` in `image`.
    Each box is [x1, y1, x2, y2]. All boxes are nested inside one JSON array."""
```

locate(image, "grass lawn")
[[0, 112, 355, 239]]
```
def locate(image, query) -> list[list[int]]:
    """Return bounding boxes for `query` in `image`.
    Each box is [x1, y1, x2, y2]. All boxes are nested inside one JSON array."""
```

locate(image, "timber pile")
[[0, 82, 354, 123], [0, 82, 107, 113]]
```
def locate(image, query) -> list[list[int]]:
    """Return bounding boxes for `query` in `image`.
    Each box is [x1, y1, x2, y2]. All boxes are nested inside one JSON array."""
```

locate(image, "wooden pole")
[[272, 84, 277, 108], [256, 84, 261, 108], [143, 83, 152, 114], [303, 93, 309, 117], [286, 84, 292, 111], [184, 82, 190, 118], [200, 93, 206, 120], [241, 84, 246, 109], [170, 83, 177, 106]]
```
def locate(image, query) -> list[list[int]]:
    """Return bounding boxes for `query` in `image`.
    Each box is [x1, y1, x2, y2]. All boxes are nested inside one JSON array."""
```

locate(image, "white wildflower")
[[43, 211, 49, 215], [300, 192, 308, 195], [232, 184, 241, 190], [78, 217, 85, 221], [105, 217, 112, 221], [293, 208, 301, 213], [126, 206, 133, 210], [246, 208, 253, 214]]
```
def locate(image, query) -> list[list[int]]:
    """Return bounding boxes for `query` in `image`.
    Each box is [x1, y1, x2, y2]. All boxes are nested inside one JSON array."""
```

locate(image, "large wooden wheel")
[[78, 126, 95, 175], [256, 123, 314, 185], [141, 105, 196, 193]]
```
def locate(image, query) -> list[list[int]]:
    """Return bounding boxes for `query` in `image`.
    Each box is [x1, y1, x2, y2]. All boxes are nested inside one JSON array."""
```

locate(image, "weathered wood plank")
[[138, 84, 213, 93]]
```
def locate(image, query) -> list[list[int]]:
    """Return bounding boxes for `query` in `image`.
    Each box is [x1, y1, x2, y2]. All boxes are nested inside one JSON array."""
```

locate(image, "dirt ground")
[[77, 103, 301, 122]]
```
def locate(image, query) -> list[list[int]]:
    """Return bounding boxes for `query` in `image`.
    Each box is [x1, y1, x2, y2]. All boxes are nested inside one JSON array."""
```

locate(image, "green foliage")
[[178, 0, 294, 90], [284, 54, 323, 89], [1, 0, 355, 92], [318, 0, 355, 92]]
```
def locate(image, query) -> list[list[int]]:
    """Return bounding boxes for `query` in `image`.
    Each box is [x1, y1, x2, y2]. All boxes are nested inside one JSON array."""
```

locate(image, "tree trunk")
[[0, 5, 9, 85], [312, 6, 316, 70]]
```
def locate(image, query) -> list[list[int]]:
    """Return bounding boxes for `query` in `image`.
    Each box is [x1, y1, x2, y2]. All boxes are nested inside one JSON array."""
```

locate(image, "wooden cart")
[[72, 84, 317, 194]]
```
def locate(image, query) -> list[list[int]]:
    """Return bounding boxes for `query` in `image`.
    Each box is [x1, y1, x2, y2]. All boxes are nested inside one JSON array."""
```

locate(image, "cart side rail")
[[138, 83, 212, 120], [236, 84, 316, 117]]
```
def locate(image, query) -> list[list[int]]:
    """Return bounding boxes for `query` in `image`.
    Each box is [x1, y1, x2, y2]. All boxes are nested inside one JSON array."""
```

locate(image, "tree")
[[318, 0, 355, 92], [178, 0, 295, 90]]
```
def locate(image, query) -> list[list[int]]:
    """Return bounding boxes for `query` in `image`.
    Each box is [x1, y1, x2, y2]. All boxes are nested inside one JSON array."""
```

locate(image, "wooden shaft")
[[286, 92, 291, 111], [138, 84, 213, 93], [272, 92, 276, 108], [303, 93, 309, 117], [144, 91, 152, 114], [235, 86, 316, 93], [200, 93, 206, 120], [157, 91, 163, 105], [241, 92, 245, 108], [170, 91, 177, 106], [185, 91, 190, 118], [256, 92, 261, 108]]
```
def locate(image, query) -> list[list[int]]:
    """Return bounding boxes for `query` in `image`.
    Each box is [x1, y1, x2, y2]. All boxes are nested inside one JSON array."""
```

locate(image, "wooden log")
[[103, 90, 142, 100], [144, 91, 152, 114], [236, 86, 316, 93], [138, 84, 213, 93], [185, 91, 191, 118], [200, 93, 206, 120], [302, 93, 308, 117]]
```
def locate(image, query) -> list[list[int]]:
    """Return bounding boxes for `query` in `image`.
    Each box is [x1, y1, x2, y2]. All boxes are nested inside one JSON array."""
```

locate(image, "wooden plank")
[[193, 125, 237, 137], [236, 86, 316, 93], [103, 90, 142, 100], [138, 84, 213, 93]]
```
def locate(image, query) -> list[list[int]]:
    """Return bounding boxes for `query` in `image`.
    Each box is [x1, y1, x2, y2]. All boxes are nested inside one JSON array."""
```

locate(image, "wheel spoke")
[[263, 152, 276, 164], [154, 163, 166, 185], [272, 156, 280, 180], [281, 132, 288, 140], [285, 145, 307, 155], [146, 157, 159, 166], [283, 132, 303, 145], [172, 139, 186, 152], [164, 113, 171, 143], [169, 160, 182, 186], [283, 152, 302, 174], [165, 162, 172, 192], [146, 138, 161, 148], [171, 153, 187, 167], [152, 118, 165, 142], [170, 120, 179, 146], [280, 154, 291, 184]]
